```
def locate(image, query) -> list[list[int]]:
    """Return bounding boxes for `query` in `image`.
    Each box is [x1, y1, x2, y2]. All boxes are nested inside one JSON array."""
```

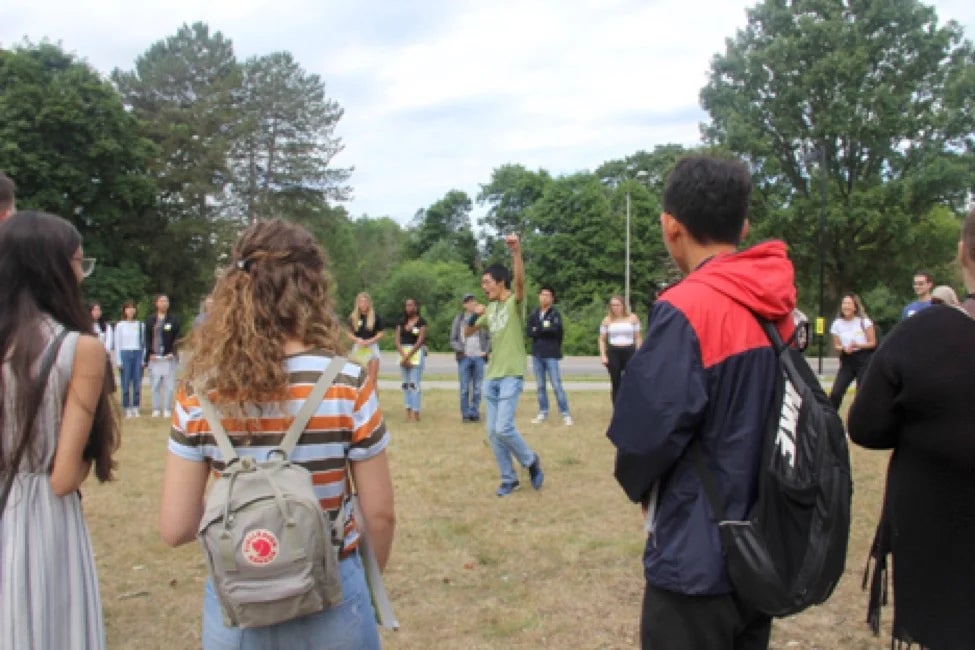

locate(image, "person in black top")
[[145, 294, 180, 417], [849, 208, 975, 649], [347, 292, 385, 389], [395, 298, 427, 422], [527, 286, 572, 425]]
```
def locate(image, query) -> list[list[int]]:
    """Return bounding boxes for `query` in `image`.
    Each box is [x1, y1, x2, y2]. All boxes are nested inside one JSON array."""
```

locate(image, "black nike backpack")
[[691, 317, 852, 617]]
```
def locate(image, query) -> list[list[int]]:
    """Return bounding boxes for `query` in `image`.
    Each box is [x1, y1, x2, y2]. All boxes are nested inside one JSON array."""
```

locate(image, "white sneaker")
[[132, 408, 140, 418], [163, 409, 172, 418], [563, 415, 574, 426], [530, 413, 547, 424], [151, 410, 161, 418]]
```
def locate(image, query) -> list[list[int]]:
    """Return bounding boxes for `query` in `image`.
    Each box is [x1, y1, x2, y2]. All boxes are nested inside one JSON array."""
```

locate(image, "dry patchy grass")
[[83, 390, 891, 649]]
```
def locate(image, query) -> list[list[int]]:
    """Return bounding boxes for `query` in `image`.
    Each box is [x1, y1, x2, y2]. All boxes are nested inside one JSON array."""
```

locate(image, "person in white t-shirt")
[[828, 292, 877, 410]]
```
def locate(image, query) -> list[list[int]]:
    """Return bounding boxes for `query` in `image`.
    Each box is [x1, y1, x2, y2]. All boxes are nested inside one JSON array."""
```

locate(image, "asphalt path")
[[376, 351, 841, 391]]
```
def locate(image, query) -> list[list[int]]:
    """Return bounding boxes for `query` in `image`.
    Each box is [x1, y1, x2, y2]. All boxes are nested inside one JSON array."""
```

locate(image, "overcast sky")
[[4, 1, 974, 224]]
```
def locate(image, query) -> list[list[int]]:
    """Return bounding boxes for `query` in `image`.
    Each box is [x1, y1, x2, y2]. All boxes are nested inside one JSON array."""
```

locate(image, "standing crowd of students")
[[3, 163, 975, 650]]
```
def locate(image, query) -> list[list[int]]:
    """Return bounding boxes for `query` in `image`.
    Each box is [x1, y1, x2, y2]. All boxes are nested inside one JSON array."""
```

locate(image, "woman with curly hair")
[[0, 211, 119, 650], [159, 219, 395, 649]]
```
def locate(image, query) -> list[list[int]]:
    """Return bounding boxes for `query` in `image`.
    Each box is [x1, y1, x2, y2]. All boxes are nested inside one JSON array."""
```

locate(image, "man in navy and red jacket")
[[607, 156, 797, 649]]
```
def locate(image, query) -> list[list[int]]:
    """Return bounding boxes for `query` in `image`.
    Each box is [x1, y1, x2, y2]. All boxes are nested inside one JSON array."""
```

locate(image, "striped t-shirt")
[[168, 350, 389, 555]]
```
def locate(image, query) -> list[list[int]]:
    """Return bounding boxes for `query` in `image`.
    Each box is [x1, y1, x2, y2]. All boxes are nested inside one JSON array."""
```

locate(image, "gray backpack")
[[195, 357, 347, 629]]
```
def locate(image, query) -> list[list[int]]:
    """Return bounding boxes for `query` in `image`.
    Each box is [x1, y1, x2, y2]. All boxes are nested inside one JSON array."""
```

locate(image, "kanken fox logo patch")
[[242, 529, 279, 565]]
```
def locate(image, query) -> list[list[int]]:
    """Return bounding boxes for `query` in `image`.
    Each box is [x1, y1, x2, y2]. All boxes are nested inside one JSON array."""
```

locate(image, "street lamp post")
[[804, 146, 828, 375], [817, 149, 827, 376], [624, 170, 649, 313]]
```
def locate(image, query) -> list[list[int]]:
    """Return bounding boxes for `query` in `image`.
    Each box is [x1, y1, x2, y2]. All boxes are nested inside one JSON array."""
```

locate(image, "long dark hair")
[[401, 297, 421, 321], [90, 302, 108, 333], [0, 211, 118, 482]]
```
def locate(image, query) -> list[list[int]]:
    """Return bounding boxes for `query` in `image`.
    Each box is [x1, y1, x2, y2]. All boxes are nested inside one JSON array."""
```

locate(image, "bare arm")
[[159, 454, 210, 547], [632, 315, 643, 348], [598, 318, 609, 364], [507, 235, 525, 302], [351, 451, 395, 571], [407, 325, 427, 360], [50, 336, 105, 496], [832, 334, 844, 353], [463, 303, 486, 337], [859, 324, 877, 350]]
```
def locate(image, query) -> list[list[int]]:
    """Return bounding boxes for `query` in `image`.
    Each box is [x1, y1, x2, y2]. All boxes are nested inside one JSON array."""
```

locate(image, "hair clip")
[[236, 259, 251, 272]]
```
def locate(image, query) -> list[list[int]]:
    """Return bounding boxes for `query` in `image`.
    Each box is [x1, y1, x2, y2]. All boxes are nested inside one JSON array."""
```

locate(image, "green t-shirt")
[[477, 293, 526, 379]]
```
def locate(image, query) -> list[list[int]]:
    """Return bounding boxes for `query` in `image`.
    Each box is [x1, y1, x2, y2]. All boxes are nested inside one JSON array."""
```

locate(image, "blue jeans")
[[399, 348, 423, 412], [484, 376, 535, 485], [202, 553, 380, 650], [119, 349, 143, 409], [532, 356, 570, 417], [457, 356, 485, 418]]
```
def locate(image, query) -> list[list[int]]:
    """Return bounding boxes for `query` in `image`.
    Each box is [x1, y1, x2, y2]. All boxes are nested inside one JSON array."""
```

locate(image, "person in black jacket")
[[607, 156, 797, 649], [527, 286, 572, 425], [145, 294, 180, 417], [849, 208, 975, 650]]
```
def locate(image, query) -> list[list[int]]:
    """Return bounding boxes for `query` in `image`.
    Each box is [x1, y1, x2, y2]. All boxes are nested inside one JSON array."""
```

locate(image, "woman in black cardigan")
[[849, 209, 975, 649]]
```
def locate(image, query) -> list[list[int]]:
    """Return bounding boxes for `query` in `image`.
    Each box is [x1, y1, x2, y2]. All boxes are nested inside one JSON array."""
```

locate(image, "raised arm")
[[50, 335, 104, 495], [506, 233, 524, 302]]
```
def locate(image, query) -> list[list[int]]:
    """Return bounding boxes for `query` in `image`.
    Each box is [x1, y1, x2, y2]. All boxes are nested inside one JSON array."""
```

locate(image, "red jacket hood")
[[672, 240, 797, 321]]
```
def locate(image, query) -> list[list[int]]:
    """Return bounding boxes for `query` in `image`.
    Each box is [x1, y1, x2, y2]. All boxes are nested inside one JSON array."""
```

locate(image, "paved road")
[[377, 351, 841, 391]]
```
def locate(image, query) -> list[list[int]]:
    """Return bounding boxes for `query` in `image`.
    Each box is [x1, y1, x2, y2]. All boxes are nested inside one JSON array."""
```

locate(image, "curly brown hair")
[[184, 219, 345, 408]]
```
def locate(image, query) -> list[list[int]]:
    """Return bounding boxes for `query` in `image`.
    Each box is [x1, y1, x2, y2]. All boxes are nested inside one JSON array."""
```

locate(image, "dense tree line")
[[2, 1, 972, 355]]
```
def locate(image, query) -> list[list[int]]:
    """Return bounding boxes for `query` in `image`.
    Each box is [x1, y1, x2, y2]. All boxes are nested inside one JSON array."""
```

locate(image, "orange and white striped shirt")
[[168, 350, 389, 555]]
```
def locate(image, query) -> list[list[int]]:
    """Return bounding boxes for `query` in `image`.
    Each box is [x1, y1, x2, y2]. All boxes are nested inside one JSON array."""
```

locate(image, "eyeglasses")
[[73, 256, 96, 278]]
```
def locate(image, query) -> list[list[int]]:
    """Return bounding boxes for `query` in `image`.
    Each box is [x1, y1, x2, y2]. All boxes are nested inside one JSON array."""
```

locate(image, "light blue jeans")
[[399, 347, 424, 412], [148, 356, 176, 411], [458, 355, 485, 419], [484, 376, 536, 485], [532, 356, 570, 417], [202, 553, 380, 650]]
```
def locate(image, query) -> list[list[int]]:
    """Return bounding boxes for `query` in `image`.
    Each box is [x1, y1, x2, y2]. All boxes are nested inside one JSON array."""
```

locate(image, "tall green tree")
[[477, 164, 552, 263], [113, 22, 242, 309], [408, 190, 477, 270], [233, 51, 351, 224], [700, 0, 975, 313], [0, 41, 158, 309]]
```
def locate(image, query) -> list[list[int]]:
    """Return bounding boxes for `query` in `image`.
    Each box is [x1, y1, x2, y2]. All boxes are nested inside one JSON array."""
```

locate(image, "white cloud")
[[3, 0, 974, 222]]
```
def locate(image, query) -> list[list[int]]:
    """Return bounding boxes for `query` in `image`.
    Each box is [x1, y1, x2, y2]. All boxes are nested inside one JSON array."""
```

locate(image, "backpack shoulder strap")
[[1, 328, 70, 516], [195, 391, 239, 464], [689, 439, 729, 523], [278, 356, 346, 456]]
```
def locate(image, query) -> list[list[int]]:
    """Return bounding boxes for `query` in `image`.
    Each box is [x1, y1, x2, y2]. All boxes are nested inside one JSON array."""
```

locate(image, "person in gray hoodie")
[[450, 294, 490, 422]]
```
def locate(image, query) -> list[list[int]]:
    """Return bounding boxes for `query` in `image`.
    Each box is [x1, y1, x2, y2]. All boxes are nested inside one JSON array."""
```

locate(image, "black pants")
[[828, 350, 872, 410], [641, 583, 772, 650], [607, 344, 636, 405]]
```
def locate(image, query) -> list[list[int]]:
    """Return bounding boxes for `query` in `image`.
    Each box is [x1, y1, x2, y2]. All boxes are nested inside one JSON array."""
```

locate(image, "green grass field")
[[82, 389, 891, 649]]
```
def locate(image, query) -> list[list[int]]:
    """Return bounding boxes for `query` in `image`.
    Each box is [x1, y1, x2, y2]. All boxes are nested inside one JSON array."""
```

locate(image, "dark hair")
[[539, 285, 556, 301], [90, 302, 108, 332], [0, 211, 117, 483], [0, 172, 14, 212], [120, 299, 137, 320], [402, 297, 421, 320], [662, 156, 752, 245], [483, 263, 511, 288], [913, 270, 933, 284]]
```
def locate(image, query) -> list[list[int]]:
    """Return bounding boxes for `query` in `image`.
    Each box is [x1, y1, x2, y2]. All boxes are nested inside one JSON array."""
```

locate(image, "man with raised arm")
[[465, 234, 544, 497]]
